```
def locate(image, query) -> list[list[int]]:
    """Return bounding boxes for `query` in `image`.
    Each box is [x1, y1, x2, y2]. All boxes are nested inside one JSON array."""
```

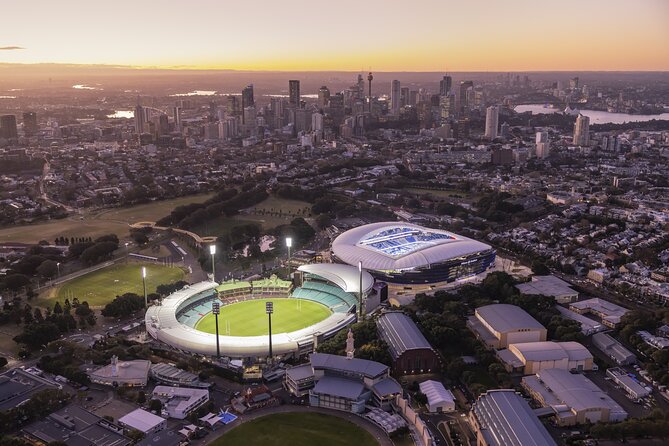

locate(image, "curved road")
[[199, 405, 394, 446]]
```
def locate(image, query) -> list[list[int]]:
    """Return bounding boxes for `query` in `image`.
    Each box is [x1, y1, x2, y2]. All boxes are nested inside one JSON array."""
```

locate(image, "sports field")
[[195, 298, 331, 336], [210, 412, 379, 446], [38, 263, 186, 307]]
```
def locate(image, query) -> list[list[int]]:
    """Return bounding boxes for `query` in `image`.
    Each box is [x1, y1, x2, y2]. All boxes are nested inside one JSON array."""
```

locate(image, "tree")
[[2, 274, 30, 291], [137, 391, 146, 405], [0, 357, 7, 368], [101, 293, 144, 318], [149, 399, 163, 413], [14, 322, 61, 349], [36, 260, 59, 278]]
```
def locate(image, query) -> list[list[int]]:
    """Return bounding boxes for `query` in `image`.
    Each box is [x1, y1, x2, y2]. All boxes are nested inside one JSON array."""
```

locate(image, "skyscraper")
[[536, 131, 550, 158], [134, 103, 145, 134], [289, 80, 300, 108], [573, 114, 590, 146], [390, 80, 401, 115], [226, 95, 240, 116], [242, 85, 255, 124], [439, 75, 452, 96], [400, 87, 410, 107], [485, 106, 499, 139], [23, 112, 38, 136], [318, 86, 330, 108], [0, 115, 18, 139], [459, 80, 474, 115], [172, 106, 181, 132], [367, 72, 374, 114]]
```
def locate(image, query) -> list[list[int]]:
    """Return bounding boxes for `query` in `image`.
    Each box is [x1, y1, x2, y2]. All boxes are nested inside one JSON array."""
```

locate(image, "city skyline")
[[1, 0, 668, 72]]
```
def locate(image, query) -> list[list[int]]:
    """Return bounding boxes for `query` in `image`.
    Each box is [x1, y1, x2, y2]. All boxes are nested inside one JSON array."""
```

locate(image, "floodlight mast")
[[285, 237, 292, 278], [142, 266, 147, 308], [266, 301, 274, 361], [212, 301, 221, 358], [209, 244, 216, 282]]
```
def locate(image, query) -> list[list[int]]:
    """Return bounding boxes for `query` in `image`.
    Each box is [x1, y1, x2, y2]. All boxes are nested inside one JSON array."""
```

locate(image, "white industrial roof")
[[297, 263, 374, 294], [419, 380, 455, 410], [524, 368, 627, 415], [516, 275, 578, 298], [146, 281, 355, 358], [472, 390, 557, 446], [510, 341, 592, 362], [118, 409, 165, 433], [570, 298, 628, 325], [476, 304, 546, 333], [332, 222, 492, 271]]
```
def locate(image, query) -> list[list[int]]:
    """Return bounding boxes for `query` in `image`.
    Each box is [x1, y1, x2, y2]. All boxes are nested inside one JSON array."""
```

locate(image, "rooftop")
[[570, 298, 628, 324], [0, 368, 58, 411], [509, 341, 592, 362], [419, 380, 455, 408], [377, 312, 434, 359], [312, 375, 365, 400], [310, 353, 388, 379], [88, 359, 151, 381], [118, 409, 165, 433], [516, 275, 578, 298], [476, 304, 546, 333]]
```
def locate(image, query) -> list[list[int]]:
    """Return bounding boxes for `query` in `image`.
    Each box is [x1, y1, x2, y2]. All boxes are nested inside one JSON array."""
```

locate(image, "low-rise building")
[[150, 363, 210, 388], [569, 298, 628, 328], [515, 275, 579, 304], [376, 311, 440, 375], [638, 330, 669, 350], [469, 389, 556, 446], [0, 368, 59, 411], [592, 332, 637, 365], [419, 380, 456, 413], [606, 367, 651, 400], [522, 368, 627, 426], [152, 386, 209, 419], [118, 408, 167, 435], [556, 305, 605, 335], [468, 304, 547, 349], [87, 356, 150, 387], [497, 341, 594, 374]]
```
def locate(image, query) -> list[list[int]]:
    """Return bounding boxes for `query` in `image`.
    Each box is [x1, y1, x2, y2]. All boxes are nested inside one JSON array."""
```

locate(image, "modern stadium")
[[331, 222, 495, 286], [145, 264, 374, 359]]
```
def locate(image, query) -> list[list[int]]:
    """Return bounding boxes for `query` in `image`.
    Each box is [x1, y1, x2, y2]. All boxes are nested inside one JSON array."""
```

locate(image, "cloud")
[[0, 46, 25, 50]]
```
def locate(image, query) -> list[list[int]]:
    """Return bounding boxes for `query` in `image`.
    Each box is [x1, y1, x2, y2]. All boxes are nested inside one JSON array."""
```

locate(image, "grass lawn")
[[405, 187, 479, 202], [38, 263, 186, 308], [195, 298, 330, 336], [210, 412, 379, 446], [0, 193, 216, 244]]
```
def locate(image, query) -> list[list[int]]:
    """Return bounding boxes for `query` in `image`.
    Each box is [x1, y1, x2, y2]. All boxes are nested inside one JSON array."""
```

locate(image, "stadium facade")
[[145, 264, 374, 360], [331, 222, 495, 286]]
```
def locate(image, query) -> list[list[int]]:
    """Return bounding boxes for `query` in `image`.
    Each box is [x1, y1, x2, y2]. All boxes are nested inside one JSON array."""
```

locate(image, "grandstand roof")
[[310, 353, 388, 379], [252, 275, 292, 289], [332, 222, 492, 271], [476, 304, 546, 333], [377, 312, 434, 359], [312, 376, 365, 400], [297, 263, 374, 294], [215, 280, 251, 293]]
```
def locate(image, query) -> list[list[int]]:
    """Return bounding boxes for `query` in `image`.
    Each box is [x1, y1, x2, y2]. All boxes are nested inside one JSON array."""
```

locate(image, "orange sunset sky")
[[1, 0, 668, 71]]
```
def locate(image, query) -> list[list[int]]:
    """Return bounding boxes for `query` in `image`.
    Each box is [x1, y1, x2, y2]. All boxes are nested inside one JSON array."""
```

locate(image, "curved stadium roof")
[[297, 263, 374, 294], [332, 222, 492, 271]]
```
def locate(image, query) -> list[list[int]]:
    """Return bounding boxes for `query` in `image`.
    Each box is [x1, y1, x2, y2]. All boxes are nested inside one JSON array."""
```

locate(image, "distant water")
[[108, 110, 134, 119], [171, 90, 218, 96], [264, 94, 319, 99], [72, 84, 102, 90], [0, 95, 16, 99], [515, 104, 669, 124]]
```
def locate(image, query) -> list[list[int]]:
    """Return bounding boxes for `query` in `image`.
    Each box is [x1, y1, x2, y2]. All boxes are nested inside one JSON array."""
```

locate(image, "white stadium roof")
[[331, 222, 492, 271], [297, 263, 374, 294]]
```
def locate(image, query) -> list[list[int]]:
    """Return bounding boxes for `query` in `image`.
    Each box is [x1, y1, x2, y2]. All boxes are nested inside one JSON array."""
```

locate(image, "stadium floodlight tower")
[[285, 237, 292, 276], [358, 261, 364, 318], [266, 301, 274, 362], [212, 301, 221, 358], [141, 266, 148, 308], [209, 244, 216, 282]]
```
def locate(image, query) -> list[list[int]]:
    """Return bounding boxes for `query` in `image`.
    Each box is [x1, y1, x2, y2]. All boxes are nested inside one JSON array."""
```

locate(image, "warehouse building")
[[569, 298, 628, 328], [592, 332, 637, 365], [498, 341, 593, 374], [522, 368, 627, 426], [516, 275, 579, 304], [556, 305, 605, 335], [376, 312, 440, 375], [469, 389, 556, 446], [468, 304, 547, 349], [419, 380, 456, 413], [606, 367, 651, 400]]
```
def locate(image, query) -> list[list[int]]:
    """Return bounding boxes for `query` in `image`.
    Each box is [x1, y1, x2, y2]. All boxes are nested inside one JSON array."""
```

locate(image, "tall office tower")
[[172, 106, 181, 131], [573, 114, 590, 146], [242, 84, 254, 108], [400, 87, 410, 107], [226, 95, 240, 117], [408, 90, 418, 106], [500, 122, 510, 138], [243, 106, 257, 127], [535, 131, 550, 158], [439, 94, 457, 120], [270, 97, 284, 128], [439, 75, 452, 96], [289, 80, 301, 107], [22, 112, 38, 136], [318, 86, 331, 108], [484, 106, 499, 139], [459, 80, 474, 114], [569, 76, 579, 90], [295, 108, 312, 133], [312, 112, 324, 133], [390, 80, 401, 115], [357, 74, 365, 98], [134, 103, 145, 134], [0, 115, 18, 139]]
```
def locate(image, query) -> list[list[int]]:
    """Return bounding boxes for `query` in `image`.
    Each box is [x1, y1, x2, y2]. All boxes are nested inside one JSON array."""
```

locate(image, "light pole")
[[285, 237, 292, 278], [358, 261, 363, 318], [56, 262, 61, 279], [212, 301, 221, 358], [266, 301, 274, 362], [141, 266, 148, 308], [125, 242, 129, 263], [209, 244, 216, 282]]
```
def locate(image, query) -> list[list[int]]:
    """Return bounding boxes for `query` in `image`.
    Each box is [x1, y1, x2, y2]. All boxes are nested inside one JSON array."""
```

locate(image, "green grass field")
[[210, 412, 379, 446], [0, 193, 215, 244], [195, 298, 330, 336], [38, 263, 186, 307]]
